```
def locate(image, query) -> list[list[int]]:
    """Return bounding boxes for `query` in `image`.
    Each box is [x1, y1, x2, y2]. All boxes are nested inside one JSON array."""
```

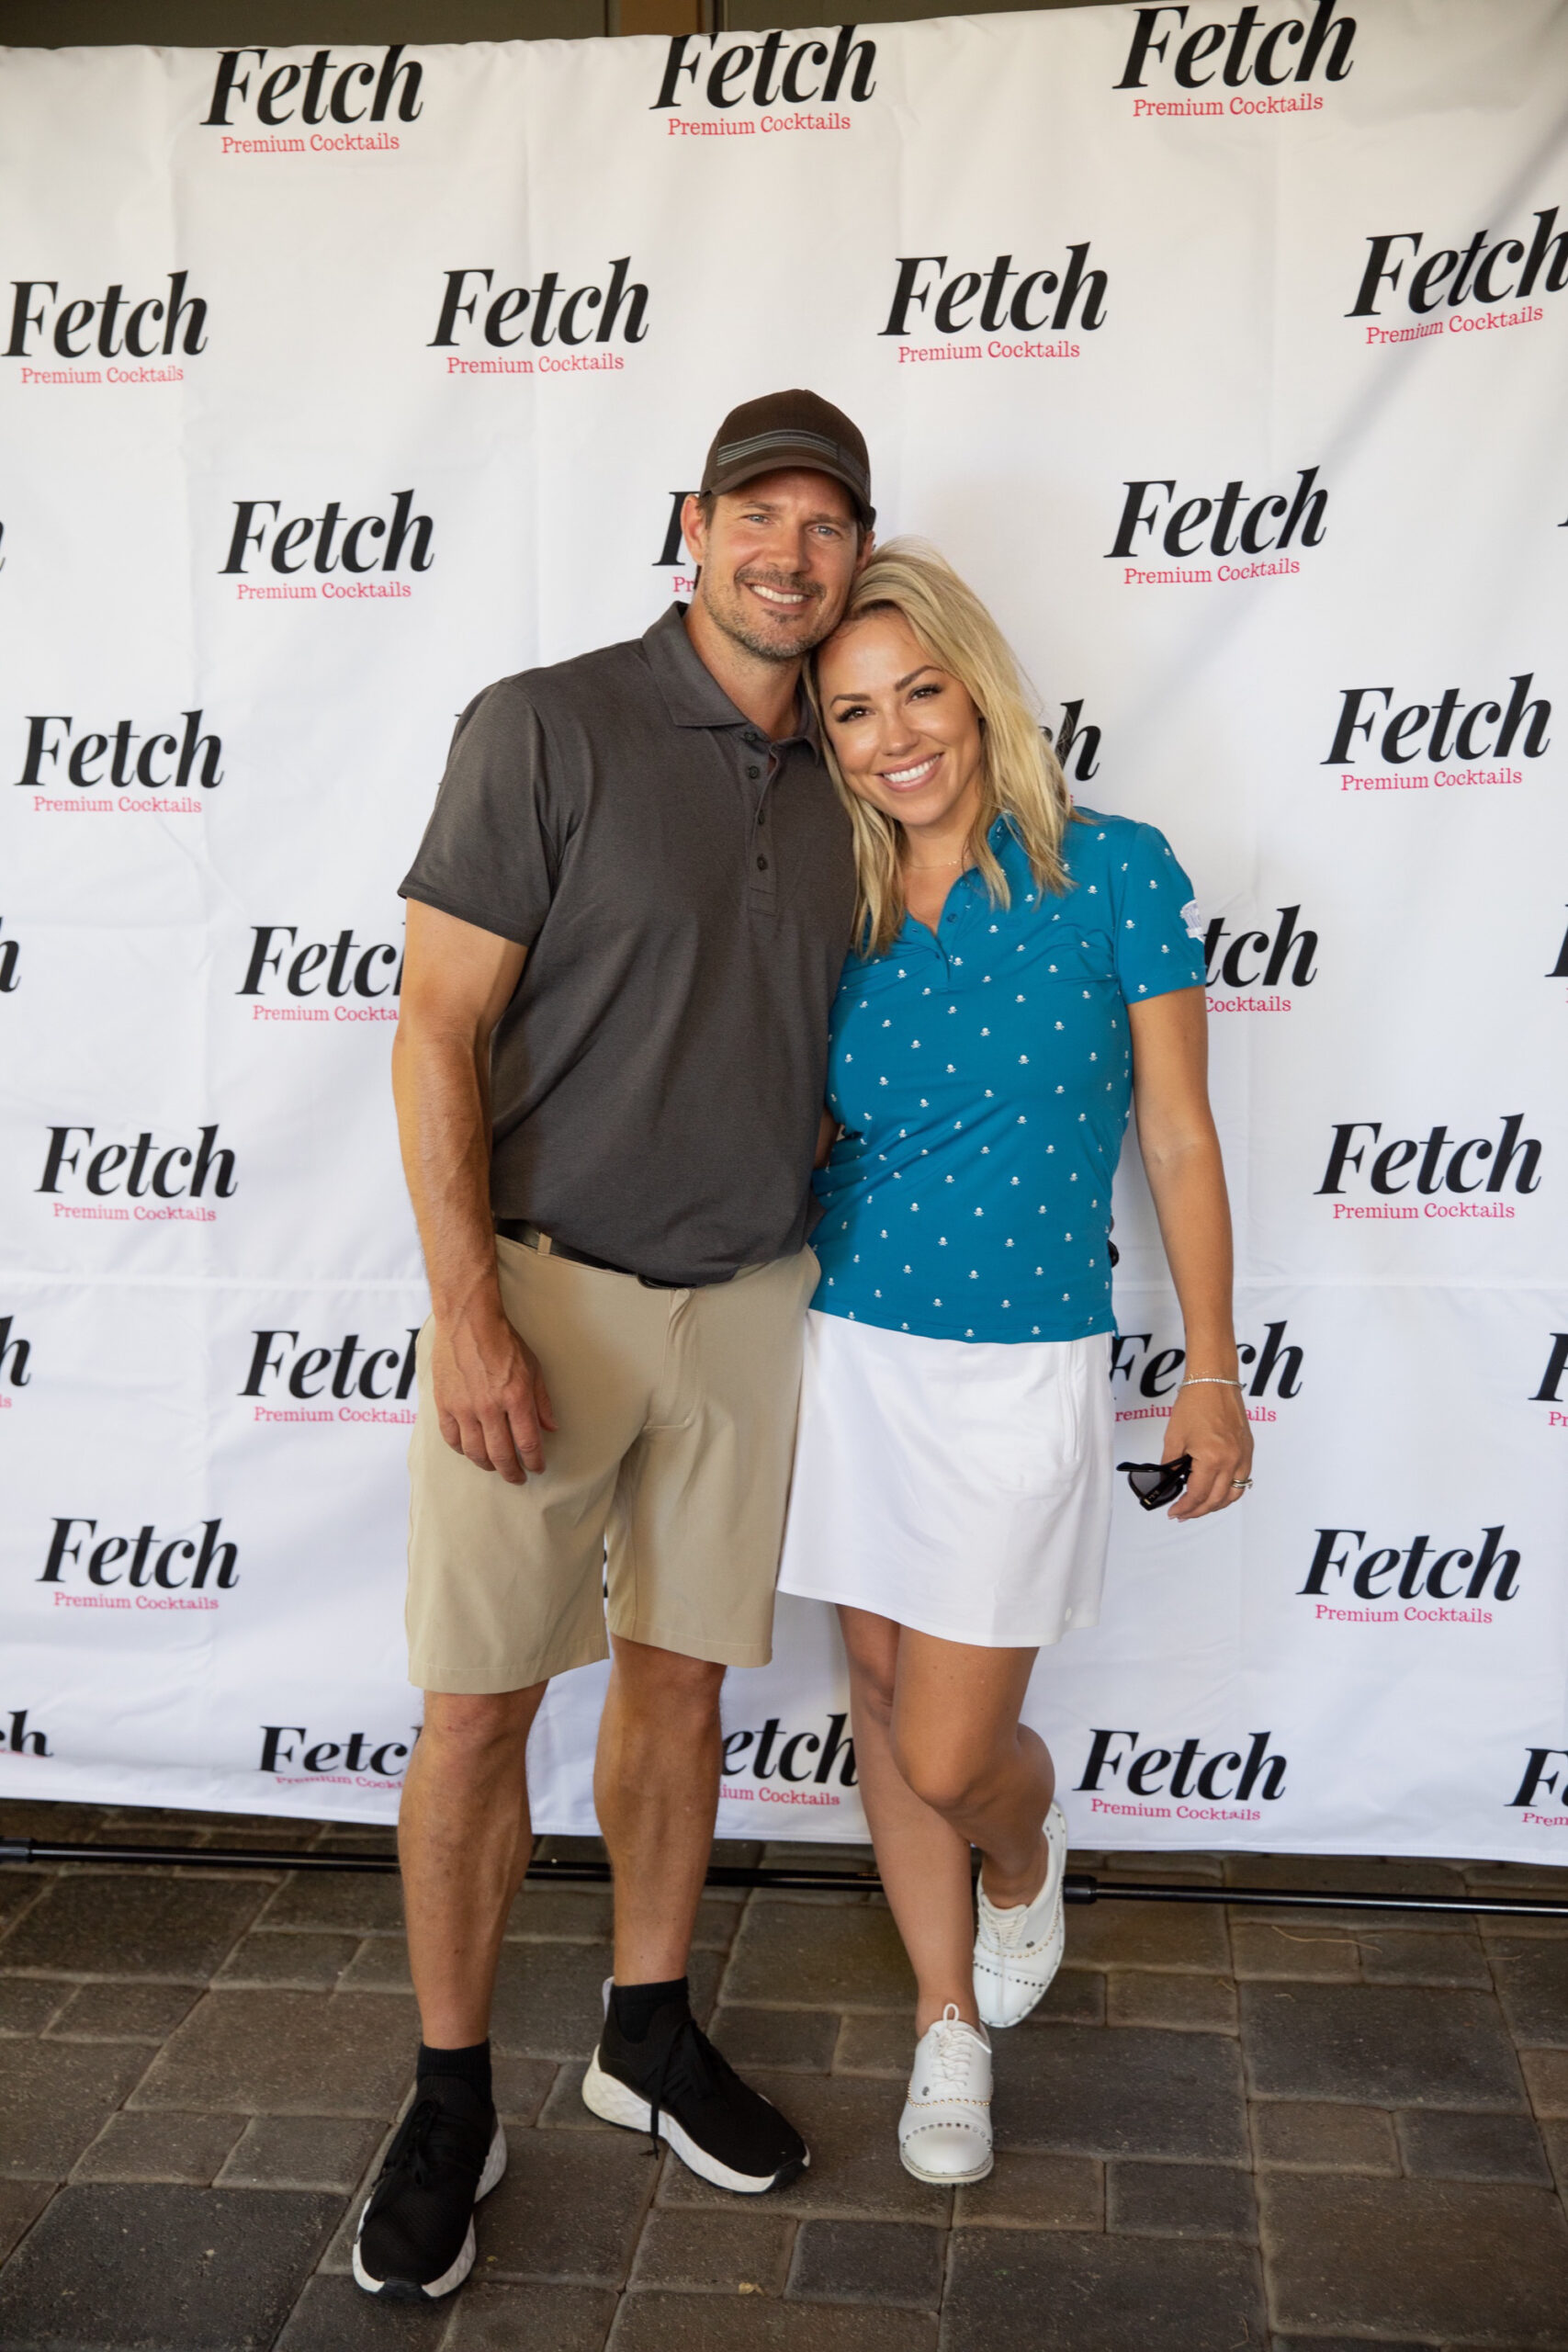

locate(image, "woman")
[[776, 544, 1252, 2185]]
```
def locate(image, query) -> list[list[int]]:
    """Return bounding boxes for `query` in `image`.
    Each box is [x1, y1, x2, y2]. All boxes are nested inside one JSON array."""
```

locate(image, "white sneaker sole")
[[975, 1803, 1068, 2031], [352, 2119, 507, 2299], [581, 2046, 807, 2194], [899, 2137, 994, 2187]]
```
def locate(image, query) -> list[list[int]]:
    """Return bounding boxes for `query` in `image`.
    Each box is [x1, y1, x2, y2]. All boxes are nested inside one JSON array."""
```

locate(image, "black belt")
[[494, 1218, 688, 1290]]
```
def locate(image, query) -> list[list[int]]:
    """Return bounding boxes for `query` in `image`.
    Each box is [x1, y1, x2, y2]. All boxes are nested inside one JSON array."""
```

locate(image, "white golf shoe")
[[897, 2004, 993, 2185], [973, 1801, 1068, 2030]]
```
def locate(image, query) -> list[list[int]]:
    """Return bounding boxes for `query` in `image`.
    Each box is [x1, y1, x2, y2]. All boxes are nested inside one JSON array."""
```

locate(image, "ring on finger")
[[1230, 1477, 1253, 1490]]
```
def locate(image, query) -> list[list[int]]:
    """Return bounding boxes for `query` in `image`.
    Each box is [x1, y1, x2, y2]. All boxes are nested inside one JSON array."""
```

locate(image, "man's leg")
[[592, 1633, 724, 1984], [356, 1684, 548, 2302], [400, 1245, 660, 2046], [400, 1683, 547, 2045], [576, 1257, 818, 2192], [590, 1254, 818, 1981], [356, 1686, 545, 2301], [365, 1250, 660, 2299], [582, 1629, 806, 2190]]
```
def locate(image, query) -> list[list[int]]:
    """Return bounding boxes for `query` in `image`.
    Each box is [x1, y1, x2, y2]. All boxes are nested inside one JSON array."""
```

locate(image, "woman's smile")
[[879, 752, 944, 792]]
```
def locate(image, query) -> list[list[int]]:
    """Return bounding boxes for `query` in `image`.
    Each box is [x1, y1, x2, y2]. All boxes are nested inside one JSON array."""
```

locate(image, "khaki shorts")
[[406, 1238, 818, 1694]]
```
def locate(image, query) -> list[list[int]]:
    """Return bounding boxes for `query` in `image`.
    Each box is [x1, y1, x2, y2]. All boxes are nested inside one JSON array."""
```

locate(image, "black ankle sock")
[[417, 2039, 491, 2104], [610, 1977, 688, 2042]]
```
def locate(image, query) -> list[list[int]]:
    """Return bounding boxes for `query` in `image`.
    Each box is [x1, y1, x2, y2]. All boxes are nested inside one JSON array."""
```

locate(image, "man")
[[355, 390, 874, 2300]]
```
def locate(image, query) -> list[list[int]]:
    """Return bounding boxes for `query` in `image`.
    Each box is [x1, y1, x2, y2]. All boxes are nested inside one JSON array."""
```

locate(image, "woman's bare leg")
[[840, 1607, 978, 2030], [839, 1609, 1053, 2031], [887, 1626, 1054, 1911]]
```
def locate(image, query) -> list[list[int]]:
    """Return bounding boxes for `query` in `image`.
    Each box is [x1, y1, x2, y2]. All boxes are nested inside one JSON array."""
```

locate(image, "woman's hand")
[[1161, 1381, 1253, 1520]]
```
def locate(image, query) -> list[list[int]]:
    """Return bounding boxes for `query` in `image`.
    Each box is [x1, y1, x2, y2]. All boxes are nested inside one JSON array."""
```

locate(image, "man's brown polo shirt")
[[400, 604, 856, 1286]]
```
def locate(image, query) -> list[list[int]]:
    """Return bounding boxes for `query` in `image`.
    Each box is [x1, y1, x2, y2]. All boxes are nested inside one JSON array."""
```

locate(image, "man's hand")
[[432, 1306, 558, 1483]]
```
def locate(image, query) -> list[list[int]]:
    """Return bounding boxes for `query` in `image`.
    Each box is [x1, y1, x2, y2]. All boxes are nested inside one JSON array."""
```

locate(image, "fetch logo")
[[1203, 907, 1317, 991], [6, 276, 207, 360], [203, 46, 423, 127], [1111, 1320, 1303, 1403], [1325, 678, 1551, 768], [1109, 468, 1325, 561], [1349, 205, 1568, 319], [39, 1125, 237, 1201], [0, 915, 19, 990], [881, 249, 1107, 338], [722, 1712, 857, 1789], [259, 1724, 418, 1778], [39, 1517, 240, 1590], [221, 493, 433, 577], [1317, 1117, 1540, 1201], [239, 926, 402, 1002], [241, 1329, 419, 1404], [1301, 1525, 1520, 1605], [1076, 1727, 1287, 1804], [430, 264, 649, 351], [16, 713, 222, 795], [1115, 3, 1355, 89], [652, 28, 875, 110]]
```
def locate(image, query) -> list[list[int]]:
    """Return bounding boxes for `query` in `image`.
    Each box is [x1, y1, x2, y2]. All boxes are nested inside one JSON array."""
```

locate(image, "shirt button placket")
[[745, 735, 777, 914]]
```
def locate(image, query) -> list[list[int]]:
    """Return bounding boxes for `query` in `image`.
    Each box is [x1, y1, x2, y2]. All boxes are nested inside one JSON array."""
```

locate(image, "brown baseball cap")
[[701, 390, 874, 528]]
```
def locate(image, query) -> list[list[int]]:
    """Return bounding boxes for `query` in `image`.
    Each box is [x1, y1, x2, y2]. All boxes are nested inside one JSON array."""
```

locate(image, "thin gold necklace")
[[905, 854, 968, 872]]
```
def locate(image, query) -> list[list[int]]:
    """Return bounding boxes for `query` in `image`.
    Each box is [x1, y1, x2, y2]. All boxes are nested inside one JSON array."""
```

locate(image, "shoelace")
[[643, 2012, 727, 2158], [984, 1842, 1059, 1949], [384, 2096, 472, 2191], [982, 1888, 1033, 1949], [925, 2007, 984, 2098]]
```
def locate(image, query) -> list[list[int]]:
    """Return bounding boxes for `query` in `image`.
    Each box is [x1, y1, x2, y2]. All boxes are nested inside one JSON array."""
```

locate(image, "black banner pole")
[[3, 1837, 1565, 1918]]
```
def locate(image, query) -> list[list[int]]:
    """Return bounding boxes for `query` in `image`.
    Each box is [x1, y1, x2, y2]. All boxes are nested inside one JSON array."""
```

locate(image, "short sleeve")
[[1111, 822, 1207, 1005], [399, 679, 555, 948]]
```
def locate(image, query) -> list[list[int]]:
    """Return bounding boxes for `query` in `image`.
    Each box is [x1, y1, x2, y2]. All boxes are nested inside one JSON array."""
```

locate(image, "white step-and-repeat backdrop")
[[3, 0, 1566, 1859]]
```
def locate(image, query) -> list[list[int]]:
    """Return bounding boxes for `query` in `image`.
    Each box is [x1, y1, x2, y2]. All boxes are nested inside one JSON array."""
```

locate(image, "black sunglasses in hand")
[[1117, 1454, 1193, 1511]]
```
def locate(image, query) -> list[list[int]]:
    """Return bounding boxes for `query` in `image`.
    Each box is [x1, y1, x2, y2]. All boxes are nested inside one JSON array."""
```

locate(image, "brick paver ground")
[[4, 1799, 1568, 2349]]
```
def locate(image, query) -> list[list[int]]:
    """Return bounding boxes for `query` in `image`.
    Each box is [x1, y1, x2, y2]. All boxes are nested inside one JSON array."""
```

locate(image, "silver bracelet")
[[1180, 1376, 1245, 1388]]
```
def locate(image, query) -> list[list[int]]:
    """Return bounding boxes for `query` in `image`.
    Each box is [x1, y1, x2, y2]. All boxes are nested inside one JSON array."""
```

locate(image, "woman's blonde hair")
[[809, 540, 1075, 958]]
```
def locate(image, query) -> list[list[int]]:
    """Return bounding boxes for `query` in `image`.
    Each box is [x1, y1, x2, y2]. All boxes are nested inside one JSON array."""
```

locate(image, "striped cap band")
[[712, 426, 871, 502]]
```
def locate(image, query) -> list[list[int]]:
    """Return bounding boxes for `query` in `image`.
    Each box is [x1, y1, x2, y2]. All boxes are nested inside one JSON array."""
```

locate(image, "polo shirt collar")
[[889, 815, 1025, 955], [643, 603, 818, 748], [644, 603, 749, 729]]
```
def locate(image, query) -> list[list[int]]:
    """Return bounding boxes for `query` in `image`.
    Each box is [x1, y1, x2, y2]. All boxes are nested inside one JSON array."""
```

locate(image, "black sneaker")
[[581, 1982, 807, 2193], [353, 2075, 505, 2300]]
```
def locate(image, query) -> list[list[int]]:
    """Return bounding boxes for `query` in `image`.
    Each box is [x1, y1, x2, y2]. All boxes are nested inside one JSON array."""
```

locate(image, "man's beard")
[[704, 569, 832, 664]]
